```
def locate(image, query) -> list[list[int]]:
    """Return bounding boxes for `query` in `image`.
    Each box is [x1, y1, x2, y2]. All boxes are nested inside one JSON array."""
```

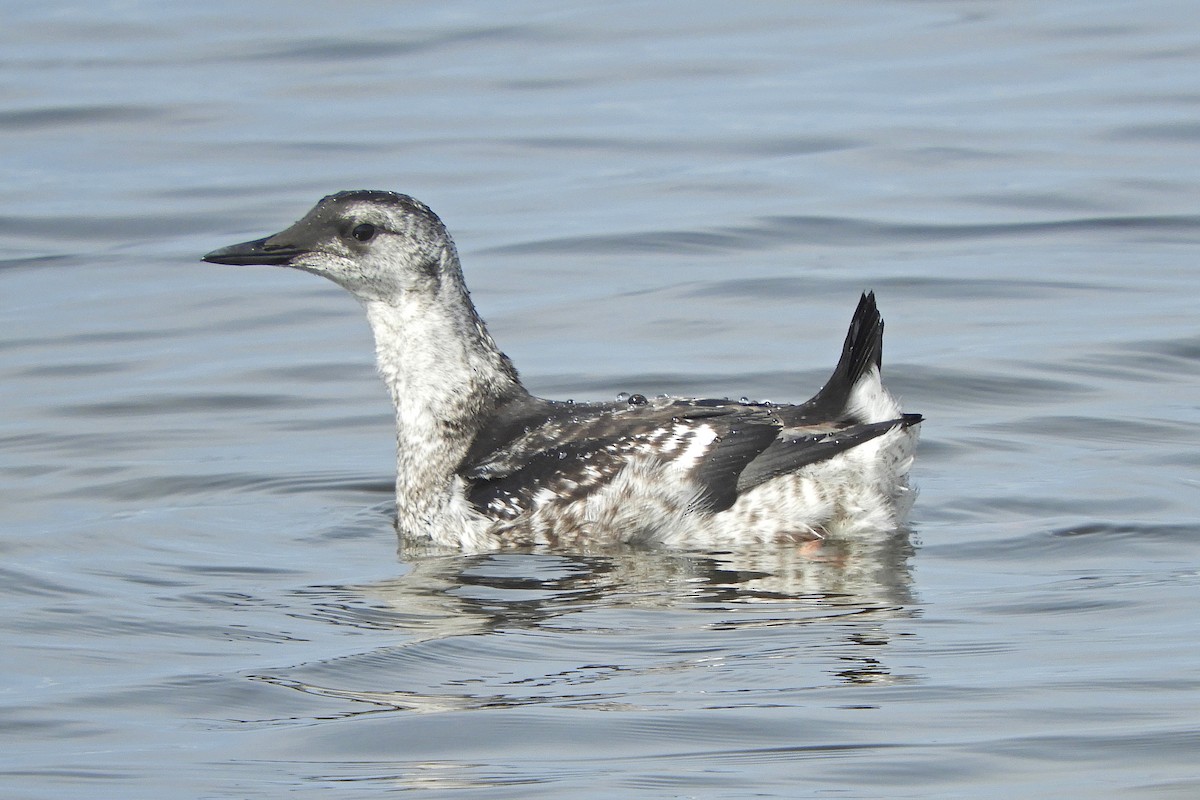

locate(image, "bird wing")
[[461, 400, 782, 518], [736, 414, 922, 494], [460, 393, 919, 521]]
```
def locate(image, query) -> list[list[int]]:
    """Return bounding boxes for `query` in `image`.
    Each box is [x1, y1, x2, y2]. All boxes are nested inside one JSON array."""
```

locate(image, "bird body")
[[204, 191, 920, 549]]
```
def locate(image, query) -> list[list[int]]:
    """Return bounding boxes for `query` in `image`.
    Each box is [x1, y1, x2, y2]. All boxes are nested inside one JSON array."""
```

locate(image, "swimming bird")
[[204, 191, 921, 549]]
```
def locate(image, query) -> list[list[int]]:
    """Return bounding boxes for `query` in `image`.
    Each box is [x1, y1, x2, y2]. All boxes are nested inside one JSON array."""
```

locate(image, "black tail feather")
[[787, 291, 884, 423]]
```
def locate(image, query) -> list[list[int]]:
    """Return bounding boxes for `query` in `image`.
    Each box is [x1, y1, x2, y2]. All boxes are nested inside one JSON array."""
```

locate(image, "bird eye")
[[350, 223, 377, 242]]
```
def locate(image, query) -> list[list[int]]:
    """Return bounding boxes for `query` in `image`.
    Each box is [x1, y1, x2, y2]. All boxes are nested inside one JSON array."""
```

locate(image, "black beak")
[[202, 236, 306, 266]]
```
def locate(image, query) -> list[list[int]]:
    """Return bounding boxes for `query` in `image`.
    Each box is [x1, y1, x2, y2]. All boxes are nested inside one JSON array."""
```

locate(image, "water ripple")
[[0, 104, 166, 129], [55, 471, 392, 501], [483, 214, 1200, 256]]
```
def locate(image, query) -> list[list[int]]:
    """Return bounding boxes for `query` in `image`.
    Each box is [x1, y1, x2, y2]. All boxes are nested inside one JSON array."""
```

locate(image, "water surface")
[[3, 2, 1199, 798]]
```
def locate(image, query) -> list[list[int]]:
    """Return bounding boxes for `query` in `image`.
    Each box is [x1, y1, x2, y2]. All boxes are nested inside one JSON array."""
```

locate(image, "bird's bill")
[[202, 235, 305, 266]]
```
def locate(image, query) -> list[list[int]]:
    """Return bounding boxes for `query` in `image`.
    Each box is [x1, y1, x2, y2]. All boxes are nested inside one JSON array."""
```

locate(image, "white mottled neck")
[[360, 268, 523, 534]]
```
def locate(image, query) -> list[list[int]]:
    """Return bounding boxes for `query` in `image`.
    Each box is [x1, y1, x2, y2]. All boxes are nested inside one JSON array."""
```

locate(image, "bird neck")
[[361, 281, 525, 531]]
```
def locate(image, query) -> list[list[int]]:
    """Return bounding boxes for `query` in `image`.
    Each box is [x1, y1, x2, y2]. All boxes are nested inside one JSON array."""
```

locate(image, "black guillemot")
[[204, 191, 921, 549]]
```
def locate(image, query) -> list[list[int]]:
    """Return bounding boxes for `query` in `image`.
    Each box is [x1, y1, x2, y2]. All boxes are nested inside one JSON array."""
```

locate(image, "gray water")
[[3, 2, 1199, 798]]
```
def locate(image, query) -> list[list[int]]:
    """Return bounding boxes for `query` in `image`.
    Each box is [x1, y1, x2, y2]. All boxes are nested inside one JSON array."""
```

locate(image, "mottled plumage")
[[204, 191, 922, 549]]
